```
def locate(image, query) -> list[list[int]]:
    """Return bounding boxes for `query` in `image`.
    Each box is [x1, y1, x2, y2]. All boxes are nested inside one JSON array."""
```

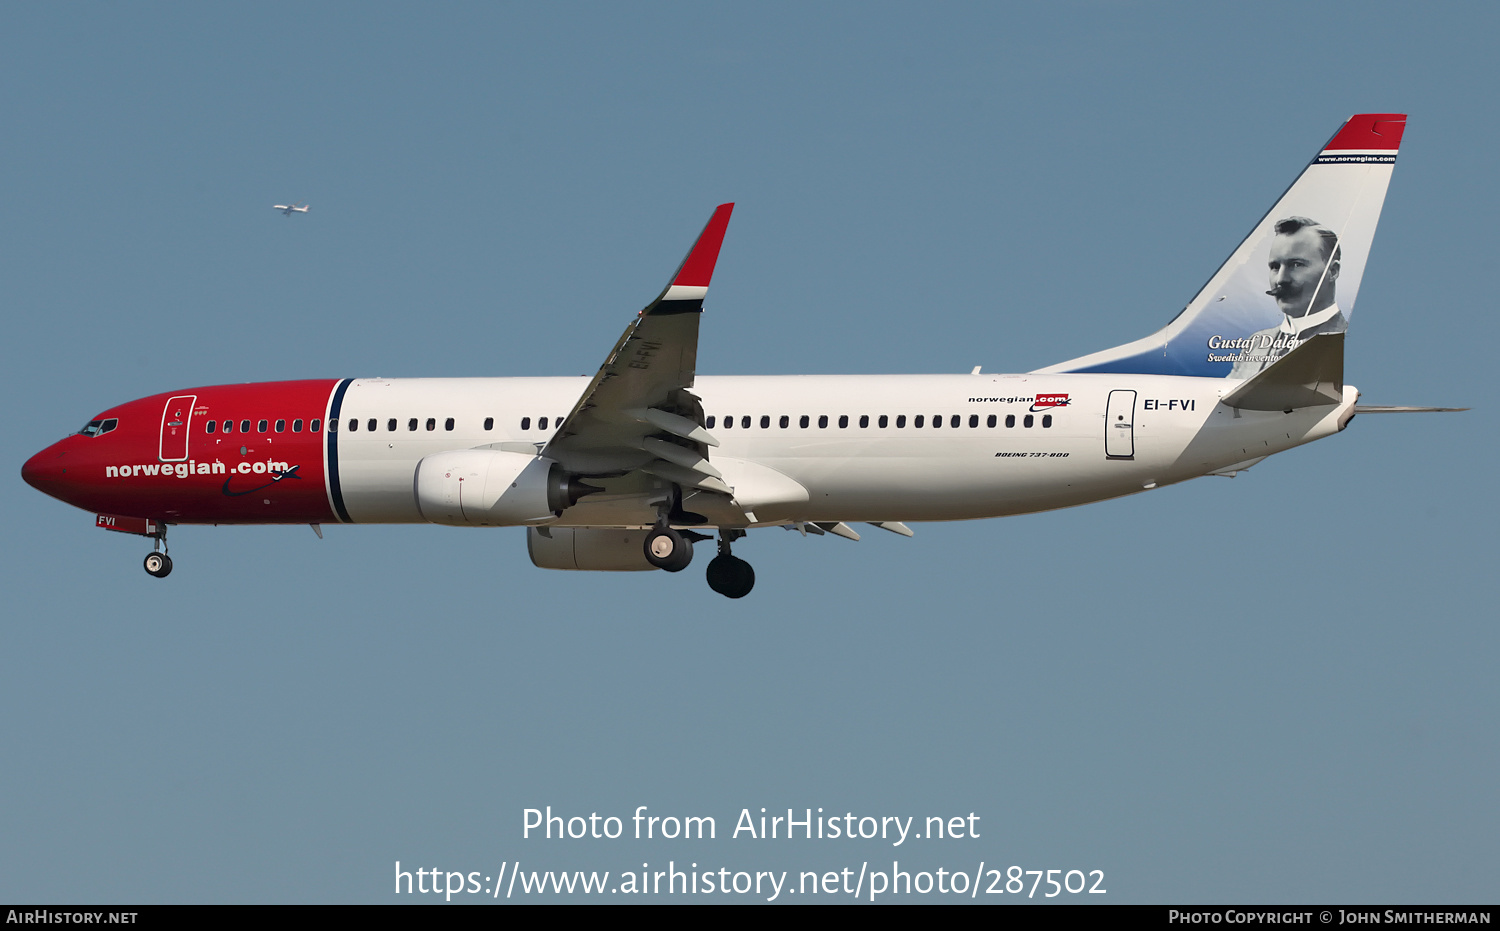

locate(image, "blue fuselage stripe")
[[326, 378, 354, 524]]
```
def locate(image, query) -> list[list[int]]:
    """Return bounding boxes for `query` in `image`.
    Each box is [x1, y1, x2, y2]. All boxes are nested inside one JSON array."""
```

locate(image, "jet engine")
[[414, 449, 596, 526], [527, 527, 657, 571]]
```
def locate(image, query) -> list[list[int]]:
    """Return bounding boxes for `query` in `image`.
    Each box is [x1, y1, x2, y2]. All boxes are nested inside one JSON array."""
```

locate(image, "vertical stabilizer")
[[1037, 114, 1404, 378]]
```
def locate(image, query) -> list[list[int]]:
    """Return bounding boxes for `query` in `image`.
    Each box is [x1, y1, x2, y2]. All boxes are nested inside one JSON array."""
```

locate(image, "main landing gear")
[[643, 526, 695, 573], [642, 522, 755, 598], [143, 526, 172, 578], [706, 530, 754, 599]]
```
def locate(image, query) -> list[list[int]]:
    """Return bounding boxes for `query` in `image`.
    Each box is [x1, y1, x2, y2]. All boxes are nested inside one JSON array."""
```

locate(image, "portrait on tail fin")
[[1036, 113, 1404, 379], [1228, 216, 1346, 378]]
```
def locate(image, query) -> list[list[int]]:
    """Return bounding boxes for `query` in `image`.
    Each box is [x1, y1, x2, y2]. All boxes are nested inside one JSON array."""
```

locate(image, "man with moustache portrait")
[[1229, 216, 1346, 378]]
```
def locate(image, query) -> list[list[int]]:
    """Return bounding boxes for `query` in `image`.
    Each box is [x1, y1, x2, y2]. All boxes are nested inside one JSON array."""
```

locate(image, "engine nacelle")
[[527, 527, 657, 571], [414, 449, 590, 526]]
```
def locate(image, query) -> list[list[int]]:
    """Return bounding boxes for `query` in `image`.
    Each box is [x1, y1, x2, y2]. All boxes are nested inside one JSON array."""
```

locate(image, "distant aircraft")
[[274, 203, 310, 216], [25, 114, 1461, 599]]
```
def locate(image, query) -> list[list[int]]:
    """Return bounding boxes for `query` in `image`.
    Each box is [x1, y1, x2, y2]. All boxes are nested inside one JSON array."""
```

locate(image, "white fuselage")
[[328, 373, 1358, 527]]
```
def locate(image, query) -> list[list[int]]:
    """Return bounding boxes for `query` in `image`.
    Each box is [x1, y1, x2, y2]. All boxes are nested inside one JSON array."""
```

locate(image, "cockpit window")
[[78, 418, 119, 438]]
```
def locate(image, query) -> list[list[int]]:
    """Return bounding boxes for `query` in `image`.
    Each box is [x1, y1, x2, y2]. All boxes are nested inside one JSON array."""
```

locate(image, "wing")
[[542, 203, 733, 495]]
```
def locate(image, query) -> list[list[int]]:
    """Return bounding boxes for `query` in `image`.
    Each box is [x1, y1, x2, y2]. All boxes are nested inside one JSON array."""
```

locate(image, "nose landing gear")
[[143, 551, 173, 578], [706, 530, 754, 599], [143, 526, 172, 578]]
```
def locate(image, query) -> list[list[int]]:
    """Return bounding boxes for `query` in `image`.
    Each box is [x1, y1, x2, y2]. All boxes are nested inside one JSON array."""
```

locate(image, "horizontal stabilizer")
[[1221, 333, 1343, 411]]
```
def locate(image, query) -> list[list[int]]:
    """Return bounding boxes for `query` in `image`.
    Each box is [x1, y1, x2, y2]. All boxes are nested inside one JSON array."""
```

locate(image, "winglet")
[[651, 203, 734, 311]]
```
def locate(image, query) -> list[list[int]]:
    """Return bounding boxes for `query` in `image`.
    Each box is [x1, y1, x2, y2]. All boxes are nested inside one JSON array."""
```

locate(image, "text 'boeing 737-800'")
[[24, 113, 1460, 598]]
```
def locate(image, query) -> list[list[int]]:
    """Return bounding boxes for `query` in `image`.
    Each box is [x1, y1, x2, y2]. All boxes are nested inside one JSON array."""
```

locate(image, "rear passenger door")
[[1104, 390, 1135, 460]]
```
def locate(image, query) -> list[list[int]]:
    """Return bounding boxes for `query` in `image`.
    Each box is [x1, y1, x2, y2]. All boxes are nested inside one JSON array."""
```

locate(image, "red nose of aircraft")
[[22, 441, 74, 503]]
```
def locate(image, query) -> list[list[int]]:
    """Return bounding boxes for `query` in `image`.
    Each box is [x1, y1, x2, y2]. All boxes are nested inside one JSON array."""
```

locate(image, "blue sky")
[[3, 2, 1495, 903]]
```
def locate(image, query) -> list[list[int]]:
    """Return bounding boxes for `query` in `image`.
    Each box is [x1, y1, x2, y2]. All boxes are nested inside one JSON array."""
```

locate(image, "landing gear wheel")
[[706, 554, 755, 599], [143, 552, 173, 578], [644, 527, 693, 572]]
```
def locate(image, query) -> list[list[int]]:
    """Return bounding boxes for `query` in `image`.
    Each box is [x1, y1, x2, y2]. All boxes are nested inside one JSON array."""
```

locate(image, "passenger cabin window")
[[205, 420, 216, 433], [818, 415, 828, 428], [445, 418, 455, 431], [484, 417, 494, 431], [276, 419, 286, 433], [1006, 414, 1015, 428], [779, 415, 789, 428], [740, 416, 750, 429], [327, 419, 337, 432], [800, 415, 809, 428], [223, 420, 234, 433], [896, 415, 906, 428], [311, 419, 322, 432], [387, 419, 397, 431], [914, 415, 924, 428], [367, 418, 377, 432], [241, 420, 251, 433], [348, 419, 358, 432], [859, 415, 869, 428], [838, 415, 848, 428], [879, 415, 888, 428], [293, 419, 303, 432], [258, 419, 269, 433], [1043, 414, 1053, 428], [707, 416, 716, 429], [409, 418, 418, 431], [987, 415, 996, 428], [538, 417, 547, 430], [760, 415, 770, 429], [1024, 414, 1034, 428]]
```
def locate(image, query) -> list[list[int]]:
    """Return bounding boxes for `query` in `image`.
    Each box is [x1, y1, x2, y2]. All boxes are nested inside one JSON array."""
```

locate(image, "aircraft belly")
[[753, 433, 1121, 521]]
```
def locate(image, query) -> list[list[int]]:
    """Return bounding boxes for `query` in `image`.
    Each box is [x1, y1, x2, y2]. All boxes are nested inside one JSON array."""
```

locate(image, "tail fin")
[[1037, 113, 1405, 378]]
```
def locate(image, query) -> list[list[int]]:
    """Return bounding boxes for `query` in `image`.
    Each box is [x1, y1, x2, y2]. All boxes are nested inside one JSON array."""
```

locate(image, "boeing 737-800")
[[24, 114, 1445, 598]]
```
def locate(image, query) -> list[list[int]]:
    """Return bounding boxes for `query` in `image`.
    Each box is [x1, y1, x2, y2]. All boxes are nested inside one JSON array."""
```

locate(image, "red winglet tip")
[[672, 203, 735, 288], [1325, 113, 1407, 151]]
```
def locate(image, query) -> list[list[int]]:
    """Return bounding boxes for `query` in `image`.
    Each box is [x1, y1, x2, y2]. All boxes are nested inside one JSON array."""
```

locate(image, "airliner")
[[274, 202, 310, 216], [24, 113, 1452, 598]]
